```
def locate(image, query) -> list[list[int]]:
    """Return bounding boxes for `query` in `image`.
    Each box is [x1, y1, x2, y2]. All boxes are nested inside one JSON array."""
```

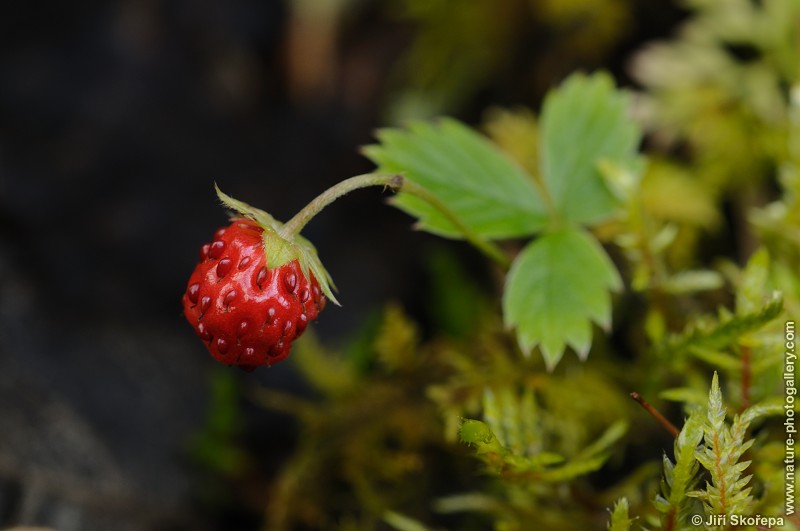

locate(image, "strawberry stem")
[[279, 173, 511, 268], [279, 173, 403, 238], [400, 180, 512, 269]]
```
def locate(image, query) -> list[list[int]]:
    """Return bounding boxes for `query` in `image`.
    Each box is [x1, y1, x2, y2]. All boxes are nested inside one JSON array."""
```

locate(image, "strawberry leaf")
[[503, 227, 622, 369], [363, 118, 548, 239], [539, 72, 641, 225]]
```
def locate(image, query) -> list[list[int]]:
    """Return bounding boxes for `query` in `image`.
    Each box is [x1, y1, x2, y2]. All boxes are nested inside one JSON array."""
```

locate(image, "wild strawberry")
[[183, 219, 327, 371], [183, 186, 338, 371], [184, 176, 403, 370]]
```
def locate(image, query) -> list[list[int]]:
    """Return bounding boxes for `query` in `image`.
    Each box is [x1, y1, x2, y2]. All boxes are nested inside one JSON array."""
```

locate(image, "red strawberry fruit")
[[183, 219, 326, 371], [183, 186, 338, 371], [184, 177, 402, 370]]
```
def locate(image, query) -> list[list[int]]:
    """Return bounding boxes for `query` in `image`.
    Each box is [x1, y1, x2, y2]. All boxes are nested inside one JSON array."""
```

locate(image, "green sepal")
[[215, 182, 281, 229], [215, 184, 340, 306]]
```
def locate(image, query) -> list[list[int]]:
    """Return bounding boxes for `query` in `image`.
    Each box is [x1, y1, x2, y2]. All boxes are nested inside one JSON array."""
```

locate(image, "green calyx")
[[215, 184, 340, 306]]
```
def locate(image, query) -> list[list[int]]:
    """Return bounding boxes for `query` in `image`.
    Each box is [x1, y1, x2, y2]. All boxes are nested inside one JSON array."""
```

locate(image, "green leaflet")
[[503, 227, 622, 369], [539, 72, 641, 225], [363, 118, 548, 239]]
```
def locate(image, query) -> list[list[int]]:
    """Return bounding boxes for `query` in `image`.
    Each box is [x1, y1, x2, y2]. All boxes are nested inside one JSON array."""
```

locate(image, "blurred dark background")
[[0, 1, 684, 529]]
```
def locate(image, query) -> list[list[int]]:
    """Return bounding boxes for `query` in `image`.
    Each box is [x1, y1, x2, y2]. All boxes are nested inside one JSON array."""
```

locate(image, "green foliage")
[[249, 307, 448, 531], [626, 0, 800, 295], [689, 373, 756, 522], [363, 118, 548, 239], [367, 72, 639, 368], [459, 389, 627, 482], [656, 246, 788, 416], [539, 72, 642, 225], [654, 410, 704, 528], [503, 227, 621, 368], [193, 3, 800, 530], [448, 380, 631, 530], [630, 0, 799, 194], [607, 497, 633, 531], [651, 373, 791, 531], [657, 291, 783, 361]]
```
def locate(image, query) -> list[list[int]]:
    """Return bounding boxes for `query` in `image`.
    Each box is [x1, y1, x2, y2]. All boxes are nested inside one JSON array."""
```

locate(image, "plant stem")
[[280, 173, 404, 238], [279, 172, 512, 269], [400, 180, 511, 269], [630, 392, 680, 438], [740, 345, 751, 411]]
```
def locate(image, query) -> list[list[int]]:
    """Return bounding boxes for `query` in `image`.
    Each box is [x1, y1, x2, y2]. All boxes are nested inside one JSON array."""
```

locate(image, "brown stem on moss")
[[630, 392, 680, 438], [663, 508, 676, 531], [741, 345, 752, 411]]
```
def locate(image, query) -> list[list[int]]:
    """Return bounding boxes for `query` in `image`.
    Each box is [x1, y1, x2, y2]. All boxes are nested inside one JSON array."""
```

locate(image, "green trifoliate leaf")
[[503, 227, 622, 369], [363, 118, 548, 239], [539, 72, 642, 225]]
